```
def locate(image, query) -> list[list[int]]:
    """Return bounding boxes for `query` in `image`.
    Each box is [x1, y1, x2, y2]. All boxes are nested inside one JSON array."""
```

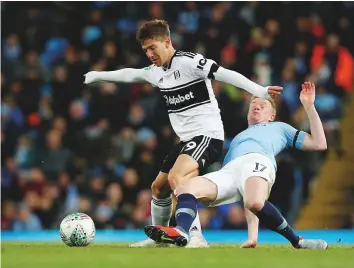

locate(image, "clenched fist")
[[83, 71, 100, 84]]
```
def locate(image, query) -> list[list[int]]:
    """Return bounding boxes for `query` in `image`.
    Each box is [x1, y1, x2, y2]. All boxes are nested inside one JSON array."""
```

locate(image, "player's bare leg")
[[145, 176, 217, 247], [241, 208, 259, 248], [167, 154, 199, 190], [244, 176, 327, 249], [241, 176, 268, 248]]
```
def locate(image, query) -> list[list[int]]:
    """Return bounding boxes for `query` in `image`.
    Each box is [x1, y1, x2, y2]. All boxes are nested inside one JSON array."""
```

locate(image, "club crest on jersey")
[[174, 70, 180, 80]]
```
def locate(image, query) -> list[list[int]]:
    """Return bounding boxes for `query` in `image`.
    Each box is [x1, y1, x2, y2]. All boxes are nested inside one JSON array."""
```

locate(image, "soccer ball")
[[60, 213, 96, 247]]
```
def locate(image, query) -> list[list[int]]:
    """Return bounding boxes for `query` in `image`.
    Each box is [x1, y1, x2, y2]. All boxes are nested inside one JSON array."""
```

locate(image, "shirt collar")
[[164, 50, 178, 71]]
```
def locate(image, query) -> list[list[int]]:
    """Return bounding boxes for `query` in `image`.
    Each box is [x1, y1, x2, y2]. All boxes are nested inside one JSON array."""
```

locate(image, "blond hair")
[[250, 96, 277, 117]]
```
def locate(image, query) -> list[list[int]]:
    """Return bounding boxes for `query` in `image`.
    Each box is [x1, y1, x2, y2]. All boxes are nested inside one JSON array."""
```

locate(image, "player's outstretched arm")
[[213, 66, 283, 99], [83, 68, 148, 84], [300, 82, 327, 151]]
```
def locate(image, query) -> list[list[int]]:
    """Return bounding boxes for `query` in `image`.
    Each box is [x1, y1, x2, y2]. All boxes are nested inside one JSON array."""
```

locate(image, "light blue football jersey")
[[223, 122, 306, 169]]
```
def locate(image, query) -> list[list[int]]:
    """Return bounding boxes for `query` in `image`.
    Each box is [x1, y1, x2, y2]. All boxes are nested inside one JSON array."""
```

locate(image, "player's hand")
[[300, 81, 315, 107], [266, 86, 283, 98], [240, 239, 257, 248], [83, 71, 99, 84]]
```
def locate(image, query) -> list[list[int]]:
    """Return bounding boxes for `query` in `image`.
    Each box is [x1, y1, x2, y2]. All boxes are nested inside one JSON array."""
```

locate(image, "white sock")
[[190, 210, 202, 234], [151, 196, 172, 226]]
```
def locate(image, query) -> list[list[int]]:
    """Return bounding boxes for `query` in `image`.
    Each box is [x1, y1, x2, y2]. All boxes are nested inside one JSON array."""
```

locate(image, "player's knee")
[[244, 200, 265, 213], [151, 180, 161, 197], [151, 180, 171, 199], [167, 172, 182, 190]]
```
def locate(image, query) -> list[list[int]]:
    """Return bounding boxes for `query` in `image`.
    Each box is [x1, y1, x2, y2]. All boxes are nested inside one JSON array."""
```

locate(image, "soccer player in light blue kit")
[[144, 82, 328, 249]]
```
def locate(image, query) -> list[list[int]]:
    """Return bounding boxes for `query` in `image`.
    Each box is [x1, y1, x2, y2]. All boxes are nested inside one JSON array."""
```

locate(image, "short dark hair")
[[136, 19, 170, 43]]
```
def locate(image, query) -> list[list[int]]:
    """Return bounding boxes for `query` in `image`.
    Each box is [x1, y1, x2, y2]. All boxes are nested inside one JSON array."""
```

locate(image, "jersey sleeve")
[[184, 53, 220, 80], [142, 65, 157, 87], [282, 123, 306, 149]]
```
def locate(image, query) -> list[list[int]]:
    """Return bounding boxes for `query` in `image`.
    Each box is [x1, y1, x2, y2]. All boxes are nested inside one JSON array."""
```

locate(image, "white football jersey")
[[142, 51, 224, 142]]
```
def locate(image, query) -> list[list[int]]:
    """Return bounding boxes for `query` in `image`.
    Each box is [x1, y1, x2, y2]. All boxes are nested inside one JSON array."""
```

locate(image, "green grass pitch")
[[1, 243, 353, 268]]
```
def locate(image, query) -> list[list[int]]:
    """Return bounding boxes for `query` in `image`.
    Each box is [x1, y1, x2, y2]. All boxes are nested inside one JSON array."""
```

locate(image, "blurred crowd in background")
[[1, 2, 354, 231]]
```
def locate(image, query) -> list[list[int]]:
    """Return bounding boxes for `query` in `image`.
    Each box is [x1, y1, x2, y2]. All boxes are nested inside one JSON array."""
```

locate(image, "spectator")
[[121, 168, 141, 207], [311, 34, 353, 98], [35, 130, 72, 180], [1, 201, 16, 230], [110, 127, 137, 164], [314, 86, 344, 157], [17, 50, 49, 82], [2, 158, 21, 202], [13, 203, 42, 231], [3, 34, 22, 62], [14, 135, 35, 170], [280, 68, 300, 114]]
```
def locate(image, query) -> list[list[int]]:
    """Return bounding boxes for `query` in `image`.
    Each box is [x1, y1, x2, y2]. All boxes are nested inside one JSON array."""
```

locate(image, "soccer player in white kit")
[[144, 82, 328, 249], [84, 19, 282, 248]]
